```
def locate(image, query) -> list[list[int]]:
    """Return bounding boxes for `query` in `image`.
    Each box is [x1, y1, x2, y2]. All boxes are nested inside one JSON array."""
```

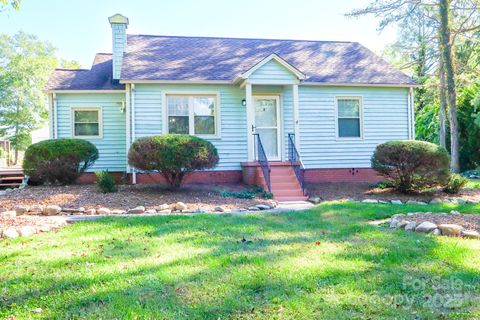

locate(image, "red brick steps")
[[269, 164, 307, 201], [0, 169, 24, 188]]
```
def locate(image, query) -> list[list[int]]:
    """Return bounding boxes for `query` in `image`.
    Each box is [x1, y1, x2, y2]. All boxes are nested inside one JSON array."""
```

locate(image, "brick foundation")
[[132, 170, 242, 185], [304, 168, 383, 183], [77, 168, 382, 185]]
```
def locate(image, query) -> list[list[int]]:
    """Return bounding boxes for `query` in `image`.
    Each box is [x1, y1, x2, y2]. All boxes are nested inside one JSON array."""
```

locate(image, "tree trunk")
[[439, 0, 460, 172], [438, 58, 447, 148]]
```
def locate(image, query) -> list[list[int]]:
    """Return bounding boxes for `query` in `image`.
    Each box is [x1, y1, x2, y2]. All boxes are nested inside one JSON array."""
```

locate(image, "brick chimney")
[[108, 14, 129, 80]]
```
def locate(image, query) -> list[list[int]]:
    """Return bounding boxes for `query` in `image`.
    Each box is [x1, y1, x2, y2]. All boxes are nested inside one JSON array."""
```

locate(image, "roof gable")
[[239, 53, 306, 82]]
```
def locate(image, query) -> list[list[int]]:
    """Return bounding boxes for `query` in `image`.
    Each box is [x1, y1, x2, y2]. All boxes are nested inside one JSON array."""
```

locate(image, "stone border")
[[307, 197, 477, 205], [388, 211, 480, 239]]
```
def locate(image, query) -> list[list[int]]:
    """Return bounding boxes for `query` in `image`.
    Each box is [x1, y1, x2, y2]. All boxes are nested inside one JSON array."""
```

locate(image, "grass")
[[1, 202, 480, 319], [465, 179, 480, 189]]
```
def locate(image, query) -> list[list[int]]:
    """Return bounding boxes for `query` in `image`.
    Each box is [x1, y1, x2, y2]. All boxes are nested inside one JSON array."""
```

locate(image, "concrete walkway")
[[65, 201, 314, 223]]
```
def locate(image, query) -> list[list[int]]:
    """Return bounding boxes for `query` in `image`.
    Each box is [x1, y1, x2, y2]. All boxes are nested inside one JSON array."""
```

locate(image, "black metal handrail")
[[288, 133, 306, 195], [253, 133, 271, 192]]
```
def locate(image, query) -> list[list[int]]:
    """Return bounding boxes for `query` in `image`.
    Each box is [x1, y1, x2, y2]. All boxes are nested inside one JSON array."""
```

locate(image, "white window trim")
[[162, 91, 221, 139], [71, 106, 103, 139], [334, 96, 364, 140]]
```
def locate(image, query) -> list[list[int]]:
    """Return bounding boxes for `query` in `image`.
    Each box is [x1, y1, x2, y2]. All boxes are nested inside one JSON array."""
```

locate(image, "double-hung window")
[[72, 107, 102, 138], [167, 94, 218, 136], [337, 97, 362, 138]]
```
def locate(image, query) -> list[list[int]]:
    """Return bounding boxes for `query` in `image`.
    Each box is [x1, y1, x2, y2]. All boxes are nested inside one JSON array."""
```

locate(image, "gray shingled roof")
[[46, 53, 125, 91], [122, 35, 416, 85]]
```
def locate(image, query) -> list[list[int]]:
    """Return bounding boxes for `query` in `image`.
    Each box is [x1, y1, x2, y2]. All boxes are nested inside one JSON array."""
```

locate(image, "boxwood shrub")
[[128, 134, 219, 190], [371, 140, 450, 193], [23, 139, 98, 185]]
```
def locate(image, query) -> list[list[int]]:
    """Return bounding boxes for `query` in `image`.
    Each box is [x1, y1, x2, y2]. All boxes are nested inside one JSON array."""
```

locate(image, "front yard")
[[1, 202, 480, 319]]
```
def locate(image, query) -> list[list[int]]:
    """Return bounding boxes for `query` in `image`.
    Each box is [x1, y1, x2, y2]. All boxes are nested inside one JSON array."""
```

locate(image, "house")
[[46, 14, 417, 201]]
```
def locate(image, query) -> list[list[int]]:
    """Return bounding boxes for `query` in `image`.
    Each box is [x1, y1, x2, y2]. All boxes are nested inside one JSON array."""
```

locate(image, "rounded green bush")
[[371, 140, 450, 193], [128, 134, 219, 190], [23, 139, 99, 185]]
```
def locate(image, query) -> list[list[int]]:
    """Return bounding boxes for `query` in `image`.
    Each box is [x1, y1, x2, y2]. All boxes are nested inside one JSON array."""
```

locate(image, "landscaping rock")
[[62, 207, 85, 214], [455, 198, 466, 205], [19, 226, 36, 237], [415, 221, 438, 233], [127, 206, 145, 214], [391, 200, 403, 205], [362, 199, 378, 203], [431, 228, 441, 236], [214, 206, 225, 212], [461, 230, 480, 239], [379, 200, 388, 204], [158, 209, 171, 214], [404, 221, 418, 231], [111, 209, 126, 214], [3, 227, 19, 238], [29, 205, 44, 214], [13, 205, 29, 214], [256, 204, 271, 210], [247, 207, 259, 211], [1, 211, 16, 219], [145, 209, 157, 214], [43, 205, 62, 216], [430, 198, 443, 204], [308, 197, 321, 204], [389, 218, 399, 228], [406, 200, 427, 205], [450, 210, 461, 216], [392, 214, 405, 219], [397, 221, 409, 229], [438, 224, 464, 236], [155, 204, 169, 211], [97, 207, 111, 215], [175, 202, 188, 211], [85, 209, 97, 215]]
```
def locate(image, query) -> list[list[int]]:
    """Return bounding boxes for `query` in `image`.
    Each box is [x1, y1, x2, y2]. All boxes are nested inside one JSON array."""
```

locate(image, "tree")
[[0, 0, 20, 12], [0, 32, 57, 164]]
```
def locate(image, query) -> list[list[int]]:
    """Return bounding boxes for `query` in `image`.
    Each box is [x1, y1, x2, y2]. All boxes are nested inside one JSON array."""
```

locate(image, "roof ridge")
[[96, 52, 112, 55], [127, 33, 355, 44]]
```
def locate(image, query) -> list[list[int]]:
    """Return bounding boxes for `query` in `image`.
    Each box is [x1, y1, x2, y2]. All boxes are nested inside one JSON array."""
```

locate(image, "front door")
[[254, 96, 281, 160]]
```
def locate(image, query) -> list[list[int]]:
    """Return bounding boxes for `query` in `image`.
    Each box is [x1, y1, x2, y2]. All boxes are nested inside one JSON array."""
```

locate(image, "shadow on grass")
[[1, 202, 480, 319]]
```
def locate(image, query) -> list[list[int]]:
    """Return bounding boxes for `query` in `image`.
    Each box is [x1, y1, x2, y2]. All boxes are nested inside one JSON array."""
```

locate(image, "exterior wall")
[[248, 60, 298, 82], [298, 86, 410, 169], [133, 84, 248, 171], [55, 93, 126, 172], [304, 168, 382, 183]]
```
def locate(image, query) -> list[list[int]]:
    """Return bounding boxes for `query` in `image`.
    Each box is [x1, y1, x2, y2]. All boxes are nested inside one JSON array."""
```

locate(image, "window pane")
[[75, 110, 98, 123], [169, 116, 189, 134], [338, 99, 360, 118], [338, 118, 360, 137], [75, 123, 99, 136], [255, 99, 277, 127], [193, 97, 215, 116], [195, 116, 215, 134], [168, 96, 189, 116]]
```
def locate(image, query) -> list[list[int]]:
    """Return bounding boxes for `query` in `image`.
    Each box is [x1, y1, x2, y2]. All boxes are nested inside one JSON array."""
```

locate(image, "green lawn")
[[465, 179, 480, 189], [1, 202, 480, 319]]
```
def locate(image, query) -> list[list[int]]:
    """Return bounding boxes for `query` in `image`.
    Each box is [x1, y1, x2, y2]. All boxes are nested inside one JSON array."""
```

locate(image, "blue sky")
[[0, 0, 397, 68]]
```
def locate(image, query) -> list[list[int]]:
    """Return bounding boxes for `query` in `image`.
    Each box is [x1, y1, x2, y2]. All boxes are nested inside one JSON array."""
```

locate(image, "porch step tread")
[[271, 182, 301, 189], [275, 196, 309, 201], [0, 183, 22, 187], [271, 190, 305, 197], [0, 176, 24, 181]]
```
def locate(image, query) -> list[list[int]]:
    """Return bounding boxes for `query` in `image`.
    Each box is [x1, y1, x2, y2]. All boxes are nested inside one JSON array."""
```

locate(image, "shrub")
[[443, 173, 468, 194], [220, 189, 256, 199], [23, 139, 98, 185], [371, 140, 450, 193], [128, 134, 219, 190], [96, 171, 117, 193]]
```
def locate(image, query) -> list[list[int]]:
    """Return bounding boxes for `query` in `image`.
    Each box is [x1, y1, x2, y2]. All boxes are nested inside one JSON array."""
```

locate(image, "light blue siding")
[[56, 93, 126, 172], [249, 60, 298, 82], [298, 86, 410, 169], [133, 84, 248, 170]]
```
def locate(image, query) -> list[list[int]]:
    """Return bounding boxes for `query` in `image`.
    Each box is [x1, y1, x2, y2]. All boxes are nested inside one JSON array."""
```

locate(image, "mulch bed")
[[307, 182, 480, 202], [0, 184, 274, 212]]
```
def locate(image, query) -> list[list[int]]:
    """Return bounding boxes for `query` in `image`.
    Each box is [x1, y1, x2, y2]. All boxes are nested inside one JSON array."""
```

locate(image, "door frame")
[[253, 95, 282, 161]]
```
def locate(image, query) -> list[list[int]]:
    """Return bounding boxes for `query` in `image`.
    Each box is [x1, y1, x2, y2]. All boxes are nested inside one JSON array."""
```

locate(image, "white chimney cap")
[[108, 14, 129, 25]]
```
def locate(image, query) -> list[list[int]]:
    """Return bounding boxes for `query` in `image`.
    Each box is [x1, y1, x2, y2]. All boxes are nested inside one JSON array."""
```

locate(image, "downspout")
[[131, 84, 137, 184], [53, 93, 58, 139], [407, 89, 411, 140], [125, 84, 131, 180], [410, 87, 415, 139]]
